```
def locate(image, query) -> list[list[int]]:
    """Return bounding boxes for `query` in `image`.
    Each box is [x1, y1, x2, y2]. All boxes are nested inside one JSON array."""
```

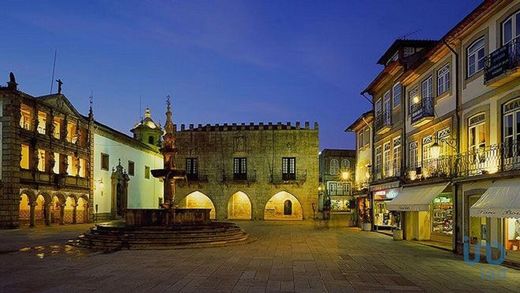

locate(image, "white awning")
[[470, 178, 520, 218], [387, 183, 450, 212]]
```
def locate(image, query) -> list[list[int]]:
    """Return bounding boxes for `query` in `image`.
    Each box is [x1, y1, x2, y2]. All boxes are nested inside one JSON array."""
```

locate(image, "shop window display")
[[506, 218, 520, 253], [469, 195, 487, 245], [431, 194, 453, 236]]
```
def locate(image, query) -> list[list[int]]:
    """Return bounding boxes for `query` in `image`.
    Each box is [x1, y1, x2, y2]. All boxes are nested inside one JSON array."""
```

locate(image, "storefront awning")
[[470, 178, 520, 218], [387, 183, 450, 212]]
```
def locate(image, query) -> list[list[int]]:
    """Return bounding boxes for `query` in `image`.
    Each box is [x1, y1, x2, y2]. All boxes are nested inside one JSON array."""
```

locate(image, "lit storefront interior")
[[372, 188, 400, 232], [387, 183, 453, 247], [469, 178, 520, 262]]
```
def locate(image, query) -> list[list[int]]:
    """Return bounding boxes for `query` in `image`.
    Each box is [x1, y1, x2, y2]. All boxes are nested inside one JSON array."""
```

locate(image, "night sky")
[[1, 0, 480, 150]]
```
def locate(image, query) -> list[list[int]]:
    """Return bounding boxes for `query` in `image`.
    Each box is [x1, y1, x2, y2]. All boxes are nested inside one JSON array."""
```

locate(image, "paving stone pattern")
[[0, 221, 519, 292]]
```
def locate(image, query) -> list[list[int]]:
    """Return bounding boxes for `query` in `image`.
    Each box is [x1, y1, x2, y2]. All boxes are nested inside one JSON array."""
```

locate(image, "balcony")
[[406, 156, 455, 181], [271, 170, 307, 185], [484, 37, 520, 86], [456, 142, 520, 177], [410, 96, 434, 127], [374, 112, 392, 135]]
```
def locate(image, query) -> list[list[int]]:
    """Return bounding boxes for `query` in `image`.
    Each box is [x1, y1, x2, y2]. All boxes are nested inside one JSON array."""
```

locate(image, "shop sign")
[[369, 181, 400, 192], [485, 45, 510, 82], [464, 236, 506, 280]]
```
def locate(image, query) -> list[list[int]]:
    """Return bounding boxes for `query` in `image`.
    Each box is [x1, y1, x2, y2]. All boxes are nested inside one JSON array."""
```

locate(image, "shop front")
[[387, 182, 454, 247], [355, 194, 370, 228], [469, 178, 520, 263], [329, 195, 356, 226], [369, 181, 401, 232]]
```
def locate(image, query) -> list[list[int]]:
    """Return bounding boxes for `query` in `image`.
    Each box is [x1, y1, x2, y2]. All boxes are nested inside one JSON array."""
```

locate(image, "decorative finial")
[[56, 79, 63, 94], [7, 72, 17, 90], [88, 92, 94, 120], [144, 107, 151, 118], [164, 95, 174, 135]]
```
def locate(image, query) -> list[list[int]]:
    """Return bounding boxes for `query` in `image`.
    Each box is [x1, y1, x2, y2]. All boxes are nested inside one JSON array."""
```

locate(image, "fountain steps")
[[76, 222, 249, 251]]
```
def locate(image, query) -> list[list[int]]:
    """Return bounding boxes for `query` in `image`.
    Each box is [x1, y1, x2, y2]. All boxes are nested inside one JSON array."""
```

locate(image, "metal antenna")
[[49, 49, 57, 94], [139, 95, 143, 122], [399, 29, 421, 40]]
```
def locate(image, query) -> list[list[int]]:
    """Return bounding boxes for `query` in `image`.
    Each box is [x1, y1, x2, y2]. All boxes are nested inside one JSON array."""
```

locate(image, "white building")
[[92, 109, 164, 221]]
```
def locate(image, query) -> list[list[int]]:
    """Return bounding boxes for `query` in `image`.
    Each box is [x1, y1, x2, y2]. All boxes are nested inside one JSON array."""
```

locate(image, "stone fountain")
[[76, 97, 248, 251]]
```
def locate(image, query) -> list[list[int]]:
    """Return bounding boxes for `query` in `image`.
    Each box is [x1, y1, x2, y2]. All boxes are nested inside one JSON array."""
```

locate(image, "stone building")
[[172, 122, 319, 220], [0, 75, 92, 228]]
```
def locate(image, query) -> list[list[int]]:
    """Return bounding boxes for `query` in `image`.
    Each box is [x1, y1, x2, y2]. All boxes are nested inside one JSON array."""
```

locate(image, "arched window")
[[329, 159, 339, 175], [283, 200, 292, 215], [148, 136, 154, 145], [341, 159, 350, 170]]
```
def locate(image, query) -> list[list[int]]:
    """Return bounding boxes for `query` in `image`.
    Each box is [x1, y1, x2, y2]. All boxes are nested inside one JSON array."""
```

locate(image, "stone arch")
[[19, 189, 36, 203], [19, 193, 31, 226], [50, 194, 64, 224], [227, 191, 252, 220], [34, 194, 46, 225], [63, 195, 76, 224], [264, 191, 303, 220], [179, 191, 216, 219], [76, 196, 89, 224]]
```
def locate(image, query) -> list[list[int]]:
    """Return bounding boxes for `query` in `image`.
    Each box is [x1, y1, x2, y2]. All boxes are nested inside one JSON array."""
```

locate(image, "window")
[[422, 135, 434, 165], [67, 155, 74, 175], [327, 182, 338, 196], [383, 142, 391, 177], [282, 157, 296, 180], [145, 166, 150, 179], [375, 99, 382, 117], [53, 152, 60, 174], [363, 127, 370, 146], [438, 128, 452, 157], [37, 149, 45, 172], [233, 158, 247, 180], [409, 142, 418, 169], [20, 144, 30, 169], [503, 99, 520, 161], [467, 38, 485, 77], [128, 161, 135, 176], [284, 200, 292, 215], [341, 159, 350, 170], [79, 158, 86, 177], [392, 83, 401, 107], [37, 111, 47, 134], [66, 121, 77, 143], [358, 131, 364, 149], [101, 153, 109, 171], [19, 104, 33, 131], [53, 117, 62, 139], [383, 90, 391, 123], [437, 64, 450, 95], [469, 114, 486, 155], [148, 136, 154, 145], [421, 76, 433, 99], [186, 158, 198, 179], [502, 11, 520, 45], [408, 86, 419, 114], [329, 159, 339, 175], [375, 146, 382, 177], [393, 137, 401, 176]]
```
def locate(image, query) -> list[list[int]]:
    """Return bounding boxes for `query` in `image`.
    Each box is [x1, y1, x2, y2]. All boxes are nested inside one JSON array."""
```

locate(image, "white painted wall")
[[93, 132, 164, 215]]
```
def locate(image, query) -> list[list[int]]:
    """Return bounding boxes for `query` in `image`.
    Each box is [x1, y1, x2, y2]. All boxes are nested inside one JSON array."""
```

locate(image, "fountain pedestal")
[[125, 208, 211, 226]]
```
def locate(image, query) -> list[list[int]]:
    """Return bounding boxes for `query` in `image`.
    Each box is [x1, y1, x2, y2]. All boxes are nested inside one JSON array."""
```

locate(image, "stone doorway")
[[111, 160, 129, 219], [227, 191, 252, 220]]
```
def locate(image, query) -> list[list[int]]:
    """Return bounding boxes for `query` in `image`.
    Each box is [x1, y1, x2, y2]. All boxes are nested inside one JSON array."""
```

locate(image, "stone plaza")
[[1, 221, 519, 292]]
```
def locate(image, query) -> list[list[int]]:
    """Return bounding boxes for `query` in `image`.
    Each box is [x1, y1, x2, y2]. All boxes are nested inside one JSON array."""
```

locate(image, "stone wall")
[[172, 122, 319, 220]]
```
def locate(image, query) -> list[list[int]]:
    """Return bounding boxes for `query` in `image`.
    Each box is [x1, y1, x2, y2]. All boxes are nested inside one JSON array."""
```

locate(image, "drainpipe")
[[444, 39, 461, 253], [361, 92, 375, 230]]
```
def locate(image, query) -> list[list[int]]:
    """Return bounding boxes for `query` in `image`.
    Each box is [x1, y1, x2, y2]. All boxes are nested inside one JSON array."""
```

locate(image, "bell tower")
[[131, 107, 163, 148]]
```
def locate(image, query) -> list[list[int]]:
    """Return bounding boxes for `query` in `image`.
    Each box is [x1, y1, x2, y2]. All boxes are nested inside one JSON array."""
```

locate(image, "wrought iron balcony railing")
[[406, 155, 456, 181], [457, 141, 520, 177], [484, 36, 520, 83], [410, 96, 435, 126]]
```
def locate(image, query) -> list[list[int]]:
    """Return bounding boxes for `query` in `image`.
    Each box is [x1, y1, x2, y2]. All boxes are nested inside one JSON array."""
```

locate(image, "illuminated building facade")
[[172, 122, 319, 221], [357, 0, 520, 261], [318, 149, 356, 221], [0, 77, 92, 228]]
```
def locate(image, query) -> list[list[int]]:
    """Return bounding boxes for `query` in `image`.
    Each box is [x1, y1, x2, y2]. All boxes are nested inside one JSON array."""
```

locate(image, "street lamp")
[[341, 171, 350, 181]]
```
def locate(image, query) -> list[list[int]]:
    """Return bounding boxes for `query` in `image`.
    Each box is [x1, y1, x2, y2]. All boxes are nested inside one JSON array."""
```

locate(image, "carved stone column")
[[59, 203, 65, 225], [29, 202, 36, 228], [44, 203, 51, 226], [72, 202, 77, 224]]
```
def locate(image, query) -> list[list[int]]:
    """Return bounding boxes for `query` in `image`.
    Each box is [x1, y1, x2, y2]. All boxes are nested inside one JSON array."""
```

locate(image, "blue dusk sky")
[[0, 0, 480, 149]]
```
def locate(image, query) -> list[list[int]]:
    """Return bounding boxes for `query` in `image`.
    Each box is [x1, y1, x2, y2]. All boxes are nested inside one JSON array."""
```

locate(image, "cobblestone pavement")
[[1, 221, 519, 292]]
